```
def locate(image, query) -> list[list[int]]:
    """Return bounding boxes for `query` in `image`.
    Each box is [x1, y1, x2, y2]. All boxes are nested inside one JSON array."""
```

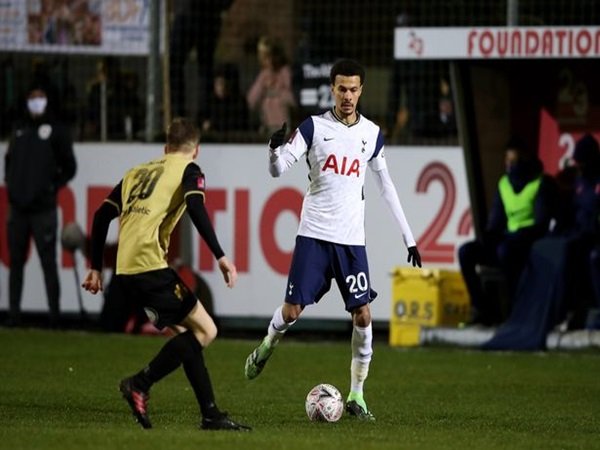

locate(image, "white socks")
[[264, 307, 373, 396], [266, 305, 295, 345], [350, 323, 373, 395]]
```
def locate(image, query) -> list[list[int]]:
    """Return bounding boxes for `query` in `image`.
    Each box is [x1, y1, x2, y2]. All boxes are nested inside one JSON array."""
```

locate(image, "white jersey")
[[278, 109, 387, 245]]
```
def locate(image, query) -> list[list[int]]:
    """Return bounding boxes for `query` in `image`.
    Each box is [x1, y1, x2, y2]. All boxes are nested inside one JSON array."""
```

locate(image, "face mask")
[[507, 162, 522, 176], [27, 97, 47, 115]]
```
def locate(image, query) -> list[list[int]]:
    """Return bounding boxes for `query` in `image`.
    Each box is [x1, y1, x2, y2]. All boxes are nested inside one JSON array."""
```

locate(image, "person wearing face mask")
[[458, 136, 557, 326], [4, 86, 77, 327]]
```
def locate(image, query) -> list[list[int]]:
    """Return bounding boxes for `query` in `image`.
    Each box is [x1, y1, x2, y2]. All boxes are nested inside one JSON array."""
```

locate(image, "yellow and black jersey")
[[89, 152, 224, 275]]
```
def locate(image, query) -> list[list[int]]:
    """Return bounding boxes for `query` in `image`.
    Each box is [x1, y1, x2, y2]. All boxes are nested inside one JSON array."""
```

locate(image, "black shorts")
[[114, 268, 197, 329]]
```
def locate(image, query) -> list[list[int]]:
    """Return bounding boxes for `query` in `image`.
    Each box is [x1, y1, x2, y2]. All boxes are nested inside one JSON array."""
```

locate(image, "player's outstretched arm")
[[372, 167, 422, 267]]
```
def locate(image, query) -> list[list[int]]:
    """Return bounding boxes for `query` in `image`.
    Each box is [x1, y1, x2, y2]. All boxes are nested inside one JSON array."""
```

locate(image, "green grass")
[[0, 329, 599, 449]]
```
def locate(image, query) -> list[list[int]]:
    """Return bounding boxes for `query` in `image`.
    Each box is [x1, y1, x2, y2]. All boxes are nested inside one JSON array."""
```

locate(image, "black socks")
[[133, 330, 219, 418], [182, 337, 219, 418]]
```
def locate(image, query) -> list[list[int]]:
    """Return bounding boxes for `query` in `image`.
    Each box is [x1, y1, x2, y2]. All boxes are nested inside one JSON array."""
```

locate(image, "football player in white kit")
[[244, 59, 421, 420]]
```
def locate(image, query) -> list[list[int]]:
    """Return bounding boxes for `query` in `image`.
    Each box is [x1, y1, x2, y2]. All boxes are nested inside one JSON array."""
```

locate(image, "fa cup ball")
[[305, 383, 344, 422]]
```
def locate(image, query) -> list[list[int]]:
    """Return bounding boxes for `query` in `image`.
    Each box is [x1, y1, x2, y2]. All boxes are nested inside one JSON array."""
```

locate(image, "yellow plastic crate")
[[389, 268, 470, 346]]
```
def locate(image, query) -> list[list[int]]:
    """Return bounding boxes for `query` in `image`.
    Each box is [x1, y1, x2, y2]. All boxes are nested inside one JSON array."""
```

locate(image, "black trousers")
[[7, 207, 60, 323], [458, 232, 537, 322]]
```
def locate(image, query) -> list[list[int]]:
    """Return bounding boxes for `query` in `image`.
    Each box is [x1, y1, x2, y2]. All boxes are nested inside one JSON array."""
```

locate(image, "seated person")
[[482, 134, 600, 349], [562, 134, 600, 326], [458, 136, 556, 325]]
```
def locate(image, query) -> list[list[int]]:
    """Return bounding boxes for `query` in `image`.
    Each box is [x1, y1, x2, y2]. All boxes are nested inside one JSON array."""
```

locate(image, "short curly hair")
[[330, 59, 365, 85]]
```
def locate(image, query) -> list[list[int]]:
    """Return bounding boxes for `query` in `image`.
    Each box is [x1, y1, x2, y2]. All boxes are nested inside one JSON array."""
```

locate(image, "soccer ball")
[[305, 383, 344, 422]]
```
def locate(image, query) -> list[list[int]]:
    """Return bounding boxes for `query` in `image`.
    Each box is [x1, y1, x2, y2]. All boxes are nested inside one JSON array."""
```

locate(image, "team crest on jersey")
[[38, 124, 52, 140], [174, 282, 188, 300]]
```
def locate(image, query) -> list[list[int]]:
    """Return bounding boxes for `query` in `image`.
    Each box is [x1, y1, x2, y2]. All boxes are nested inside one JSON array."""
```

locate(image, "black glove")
[[407, 246, 422, 268], [269, 122, 287, 149]]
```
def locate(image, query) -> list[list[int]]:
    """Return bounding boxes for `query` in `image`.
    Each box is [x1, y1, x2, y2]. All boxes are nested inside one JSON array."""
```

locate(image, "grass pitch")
[[0, 328, 599, 450]]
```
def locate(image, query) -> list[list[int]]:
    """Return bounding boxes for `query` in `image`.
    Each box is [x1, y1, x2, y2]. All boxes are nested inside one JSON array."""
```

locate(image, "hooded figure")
[[571, 133, 600, 236], [573, 133, 600, 176]]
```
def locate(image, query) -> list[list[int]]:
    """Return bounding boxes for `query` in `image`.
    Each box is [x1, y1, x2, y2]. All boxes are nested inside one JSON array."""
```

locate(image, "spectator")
[[563, 134, 600, 325], [434, 75, 457, 137], [458, 136, 556, 326], [83, 57, 113, 139], [118, 69, 144, 140], [30, 57, 60, 118], [83, 57, 142, 140], [387, 61, 456, 142], [169, 0, 233, 121], [202, 63, 250, 138], [386, 12, 456, 142], [483, 134, 600, 349], [247, 36, 296, 136], [4, 85, 77, 327]]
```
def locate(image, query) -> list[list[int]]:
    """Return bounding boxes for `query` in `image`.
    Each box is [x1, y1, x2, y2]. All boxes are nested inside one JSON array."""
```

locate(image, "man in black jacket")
[[4, 86, 77, 327]]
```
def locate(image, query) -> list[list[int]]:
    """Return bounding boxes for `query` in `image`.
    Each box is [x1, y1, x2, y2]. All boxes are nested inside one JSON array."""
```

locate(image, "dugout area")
[[450, 58, 600, 236]]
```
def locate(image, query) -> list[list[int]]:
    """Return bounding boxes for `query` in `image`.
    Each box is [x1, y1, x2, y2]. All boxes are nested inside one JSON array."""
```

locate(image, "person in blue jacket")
[[563, 134, 600, 326]]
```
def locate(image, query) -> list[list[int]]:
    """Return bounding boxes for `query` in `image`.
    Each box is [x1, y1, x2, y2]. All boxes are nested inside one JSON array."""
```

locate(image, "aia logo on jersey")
[[322, 154, 360, 177], [197, 176, 205, 189]]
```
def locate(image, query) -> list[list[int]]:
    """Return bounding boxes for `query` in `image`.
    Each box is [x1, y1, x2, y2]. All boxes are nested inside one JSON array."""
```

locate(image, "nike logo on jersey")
[[324, 137, 335, 141], [354, 292, 368, 299]]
